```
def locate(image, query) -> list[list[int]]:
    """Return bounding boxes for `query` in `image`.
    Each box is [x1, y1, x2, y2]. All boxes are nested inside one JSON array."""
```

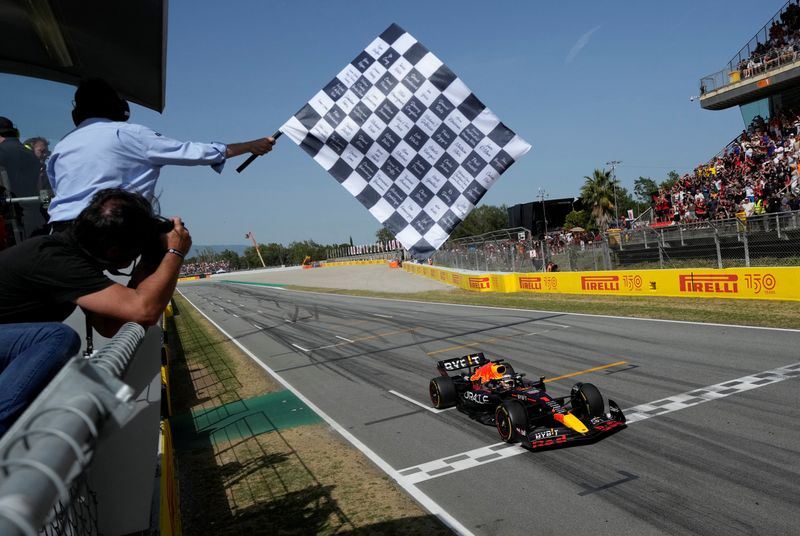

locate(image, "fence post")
[[540, 241, 546, 272], [776, 214, 781, 240], [742, 226, 751, 267], [680, 226, 685, 246], [643, 229, 648, 249], [714, 227, 723, 269], [658, 242, 664, 269]]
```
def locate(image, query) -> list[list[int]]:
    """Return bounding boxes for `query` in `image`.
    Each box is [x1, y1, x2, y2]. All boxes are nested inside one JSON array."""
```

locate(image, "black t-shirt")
[[0, 231, 115, 323]]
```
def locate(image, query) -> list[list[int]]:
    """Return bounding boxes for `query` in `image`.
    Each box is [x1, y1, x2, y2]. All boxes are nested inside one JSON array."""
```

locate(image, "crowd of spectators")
[[179, 260, 231, 276], [653, 111, 800, 224], [732, 2, 800, 81]]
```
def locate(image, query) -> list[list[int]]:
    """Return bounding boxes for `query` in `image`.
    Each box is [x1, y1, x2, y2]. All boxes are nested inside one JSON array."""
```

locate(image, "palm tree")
[[580, 168, 617, 230]]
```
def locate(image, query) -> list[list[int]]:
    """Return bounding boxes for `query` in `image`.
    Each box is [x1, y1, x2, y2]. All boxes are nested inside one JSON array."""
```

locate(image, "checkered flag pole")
[[280, 23, 531, 258]]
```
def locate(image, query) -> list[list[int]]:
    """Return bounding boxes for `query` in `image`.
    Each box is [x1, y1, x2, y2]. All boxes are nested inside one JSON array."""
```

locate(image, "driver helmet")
[[498, 374, 515, 390]]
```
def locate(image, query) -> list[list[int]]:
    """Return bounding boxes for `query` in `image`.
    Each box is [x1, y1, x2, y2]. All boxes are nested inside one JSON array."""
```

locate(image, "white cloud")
[[566, 25, 602, 64]]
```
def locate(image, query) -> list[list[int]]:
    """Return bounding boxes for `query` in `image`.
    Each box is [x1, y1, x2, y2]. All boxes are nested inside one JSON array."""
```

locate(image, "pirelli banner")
[[322, 259, 389, 267], [403, 264, 800, 301]]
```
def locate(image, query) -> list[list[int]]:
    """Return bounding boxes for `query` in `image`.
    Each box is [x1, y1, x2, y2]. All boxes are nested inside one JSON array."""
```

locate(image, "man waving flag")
[[280, 23, 531, 258]]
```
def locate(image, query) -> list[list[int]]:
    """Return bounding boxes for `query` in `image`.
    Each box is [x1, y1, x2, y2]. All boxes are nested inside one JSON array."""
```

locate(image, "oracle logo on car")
[[468, 277, 491, 290], [464, 392, 490, 404], [581, 275, 620, 291], [679, 274, 739, 294], [518, 276, 542, 290]]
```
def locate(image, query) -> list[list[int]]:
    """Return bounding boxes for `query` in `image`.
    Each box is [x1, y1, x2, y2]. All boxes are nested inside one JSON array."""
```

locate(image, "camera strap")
[[83, 312, 94, 357]]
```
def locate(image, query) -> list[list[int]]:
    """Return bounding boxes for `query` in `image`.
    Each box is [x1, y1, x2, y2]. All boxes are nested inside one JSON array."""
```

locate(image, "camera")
[[152, 215, 175, 234]]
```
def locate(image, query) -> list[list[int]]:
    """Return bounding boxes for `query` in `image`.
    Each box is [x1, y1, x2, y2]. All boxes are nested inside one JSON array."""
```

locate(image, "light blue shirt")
[[47, 118, 227, 221]]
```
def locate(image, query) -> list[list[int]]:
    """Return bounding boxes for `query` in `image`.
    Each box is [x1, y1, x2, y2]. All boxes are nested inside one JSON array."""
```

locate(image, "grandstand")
[[608, 0, 800, 267]]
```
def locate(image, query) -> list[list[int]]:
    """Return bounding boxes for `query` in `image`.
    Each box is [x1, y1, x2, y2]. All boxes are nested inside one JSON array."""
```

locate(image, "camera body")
[[139, 216, 178, 262], [152, 216, 174, 234]]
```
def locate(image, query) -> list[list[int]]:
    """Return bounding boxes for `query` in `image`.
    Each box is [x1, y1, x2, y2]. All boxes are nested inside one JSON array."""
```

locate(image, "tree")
[[564, 209, 592, 231], [375, 226, 395, 242], [218, 249, 241, 270], [195, 246, 218, 263], [580, 168, 616, 229], [448, 204, 508, 240], [633, 176, 658, 205], [660, 170, 680, 192]]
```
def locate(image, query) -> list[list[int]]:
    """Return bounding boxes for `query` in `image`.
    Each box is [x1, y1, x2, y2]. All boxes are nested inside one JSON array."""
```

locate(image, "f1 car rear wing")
[[436, 352, 490, 376]]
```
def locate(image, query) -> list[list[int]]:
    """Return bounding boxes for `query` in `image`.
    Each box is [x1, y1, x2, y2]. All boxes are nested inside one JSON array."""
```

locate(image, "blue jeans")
[[0, 323, 81, 436]]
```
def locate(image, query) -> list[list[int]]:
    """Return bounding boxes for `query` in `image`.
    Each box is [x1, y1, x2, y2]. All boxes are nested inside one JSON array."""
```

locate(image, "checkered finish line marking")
[[397, 362, 800, 484], [280, 23, 531, 258]]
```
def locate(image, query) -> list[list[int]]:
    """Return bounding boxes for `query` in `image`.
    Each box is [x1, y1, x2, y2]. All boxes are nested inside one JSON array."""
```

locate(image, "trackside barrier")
[[159, 420, 180, 536], [159, 301, 182, 535], [403, 264, 800, 301], [322, 259, 391, 267], [0, 323, 162, 536]]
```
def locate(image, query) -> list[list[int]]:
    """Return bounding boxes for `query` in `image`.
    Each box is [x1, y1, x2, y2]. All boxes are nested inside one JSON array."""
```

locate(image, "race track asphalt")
[[178, 266, 800, 536]]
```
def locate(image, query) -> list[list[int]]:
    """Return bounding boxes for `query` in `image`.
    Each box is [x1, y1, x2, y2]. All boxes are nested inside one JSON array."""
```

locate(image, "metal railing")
[[0, 323, 148, 536], [700, 1, 799, 94], [431, 211, 800, 273]]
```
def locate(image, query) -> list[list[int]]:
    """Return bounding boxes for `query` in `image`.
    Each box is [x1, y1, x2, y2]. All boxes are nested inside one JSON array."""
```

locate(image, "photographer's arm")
[[75, 218, 191, 337]]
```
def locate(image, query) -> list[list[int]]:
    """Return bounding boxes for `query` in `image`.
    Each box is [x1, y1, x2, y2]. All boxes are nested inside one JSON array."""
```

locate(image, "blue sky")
[[1, 0, 787, 246]]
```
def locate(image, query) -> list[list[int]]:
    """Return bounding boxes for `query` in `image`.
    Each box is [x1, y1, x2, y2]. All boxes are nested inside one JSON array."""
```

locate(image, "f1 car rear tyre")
[[495, 400, 527, 443], [429, 377, 457, 409], [572, 382, 604, 418]]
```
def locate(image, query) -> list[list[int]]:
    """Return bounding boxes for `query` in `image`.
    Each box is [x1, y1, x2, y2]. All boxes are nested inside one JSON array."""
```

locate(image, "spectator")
[[46, 78, 277, 229], [23, 136, 52, 232], [0, 323, 80, 435], [0, 116, 41, 243], [0, 188, 190, 337]]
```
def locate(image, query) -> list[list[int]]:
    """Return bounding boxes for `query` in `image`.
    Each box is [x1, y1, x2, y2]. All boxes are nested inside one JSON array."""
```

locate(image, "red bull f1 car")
[[429, 352, 625, 450]]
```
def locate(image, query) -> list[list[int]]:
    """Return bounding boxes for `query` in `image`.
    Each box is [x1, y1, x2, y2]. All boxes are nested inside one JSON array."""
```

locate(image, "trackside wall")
[[402, 264, 800, 301]]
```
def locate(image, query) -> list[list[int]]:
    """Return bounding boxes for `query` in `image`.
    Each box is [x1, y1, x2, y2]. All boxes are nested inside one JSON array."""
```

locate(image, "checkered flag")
[[280, 23, 531, 258]]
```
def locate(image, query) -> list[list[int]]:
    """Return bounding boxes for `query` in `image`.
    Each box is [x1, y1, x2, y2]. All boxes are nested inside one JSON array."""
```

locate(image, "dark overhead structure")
[[0, 0, 167, 112]]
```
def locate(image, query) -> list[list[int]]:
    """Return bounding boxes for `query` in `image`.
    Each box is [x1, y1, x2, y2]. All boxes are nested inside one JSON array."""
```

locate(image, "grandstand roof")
[[0, 0, 167, 112]]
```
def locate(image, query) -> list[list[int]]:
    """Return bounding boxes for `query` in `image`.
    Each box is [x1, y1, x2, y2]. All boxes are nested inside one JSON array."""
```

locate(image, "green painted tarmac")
[[170, 390, 320, 450]]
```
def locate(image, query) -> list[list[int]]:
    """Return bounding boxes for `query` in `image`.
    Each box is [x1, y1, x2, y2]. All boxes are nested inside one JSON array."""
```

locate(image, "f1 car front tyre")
[[571, 382, 605, 418], [495, 400, 527, 443], [429, 377, 457, 409]]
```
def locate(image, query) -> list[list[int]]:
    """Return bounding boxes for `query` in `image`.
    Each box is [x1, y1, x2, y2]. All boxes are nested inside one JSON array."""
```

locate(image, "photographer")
[[0, 188, 190, 337]]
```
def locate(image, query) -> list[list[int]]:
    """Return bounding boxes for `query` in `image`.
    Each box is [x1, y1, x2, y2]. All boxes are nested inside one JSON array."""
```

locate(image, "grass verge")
[[280, 286, 800, 329], [166, 293, 451, 536]]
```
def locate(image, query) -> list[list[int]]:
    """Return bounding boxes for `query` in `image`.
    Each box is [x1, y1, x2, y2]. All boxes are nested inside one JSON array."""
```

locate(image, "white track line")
[[178, 290, 476, 536], [373, 313, 393, 318], [335, 335, 355, 343], [388, 390, 454, 414], [291, 343, 310, 353], [397, 361, 800, 484]]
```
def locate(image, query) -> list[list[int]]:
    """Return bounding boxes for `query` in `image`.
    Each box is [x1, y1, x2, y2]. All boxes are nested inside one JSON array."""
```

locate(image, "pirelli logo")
[[679, 274, 739, 294], [581, 275, 620, 291], [452, 273, 461, 285], [518, 276, 542, 290], [468, 277, 491, 290]]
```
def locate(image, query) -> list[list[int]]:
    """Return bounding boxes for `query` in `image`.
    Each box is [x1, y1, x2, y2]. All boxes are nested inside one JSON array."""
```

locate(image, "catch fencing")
[[430, 211, 800, 272]]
